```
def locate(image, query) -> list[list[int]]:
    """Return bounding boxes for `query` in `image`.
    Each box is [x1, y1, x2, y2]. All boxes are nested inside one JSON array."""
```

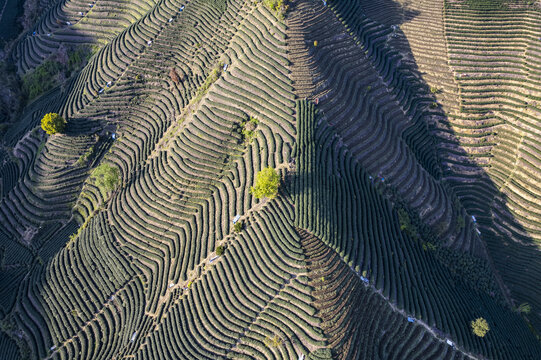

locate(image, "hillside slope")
[[0, 0, 540, 359]]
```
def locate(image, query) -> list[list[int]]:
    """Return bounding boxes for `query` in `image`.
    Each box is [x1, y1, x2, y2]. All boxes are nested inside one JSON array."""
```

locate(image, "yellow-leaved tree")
[[41, 113, 66, 135], [471, 317, 490, 337]]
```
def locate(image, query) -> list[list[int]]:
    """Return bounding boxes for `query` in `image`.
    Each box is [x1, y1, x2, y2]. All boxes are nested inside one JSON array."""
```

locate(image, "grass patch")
[[22, 60, 62, 100], [75, 145, 95, 166], [194, 63, 223, 103], [22, 45, 95, 101], [89, 163, 120, 195]]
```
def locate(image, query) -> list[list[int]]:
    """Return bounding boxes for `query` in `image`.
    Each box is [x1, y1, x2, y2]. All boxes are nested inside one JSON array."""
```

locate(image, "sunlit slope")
[[1, 1, 311, 358]]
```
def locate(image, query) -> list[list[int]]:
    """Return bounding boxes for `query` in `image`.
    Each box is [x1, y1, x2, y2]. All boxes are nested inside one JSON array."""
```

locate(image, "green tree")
[[250, 167, 280, 199], [41, 113, 66, 134], [234, 221, 243, 233], [471, 317, 490, 337], [216, 245, 225, 256], [90, 163, 120, 194]]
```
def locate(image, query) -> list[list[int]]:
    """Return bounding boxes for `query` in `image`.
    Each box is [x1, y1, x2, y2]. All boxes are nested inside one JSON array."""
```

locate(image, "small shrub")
[[517, 303, 531, 314], [234, 221, 243, 233], [41, 113, 66, 134], [250, 167, 280, 199], [169, 68, 182, 84], [194, 64, 222, 102], [75, 145, 94, 166], [471, 317, 490, 337], [263, 335, 282, 347], [434, 220, 447, 237], [456, 215, 465, 231], [398, 208, 418, 240], [430, 86, 440, 94], [216, 245, 225, 256]]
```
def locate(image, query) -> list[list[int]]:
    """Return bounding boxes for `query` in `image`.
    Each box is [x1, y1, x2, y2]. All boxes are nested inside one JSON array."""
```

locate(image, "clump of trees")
[[242, 116, 258, 141], [41, 113, 66, 134], [90, 163, 120, 194], [23, 45, 95, 100], [263, 0, 288, 20], [0, 61, 23, 133], [24, 60, 63, 100], [232, 115, 259, 145], [471, 317, 490, 337], [250, 167, 280, 199]]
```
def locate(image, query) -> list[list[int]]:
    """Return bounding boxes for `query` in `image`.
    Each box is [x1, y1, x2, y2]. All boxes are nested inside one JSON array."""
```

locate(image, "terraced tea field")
[[0, 0, 540, 359]]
